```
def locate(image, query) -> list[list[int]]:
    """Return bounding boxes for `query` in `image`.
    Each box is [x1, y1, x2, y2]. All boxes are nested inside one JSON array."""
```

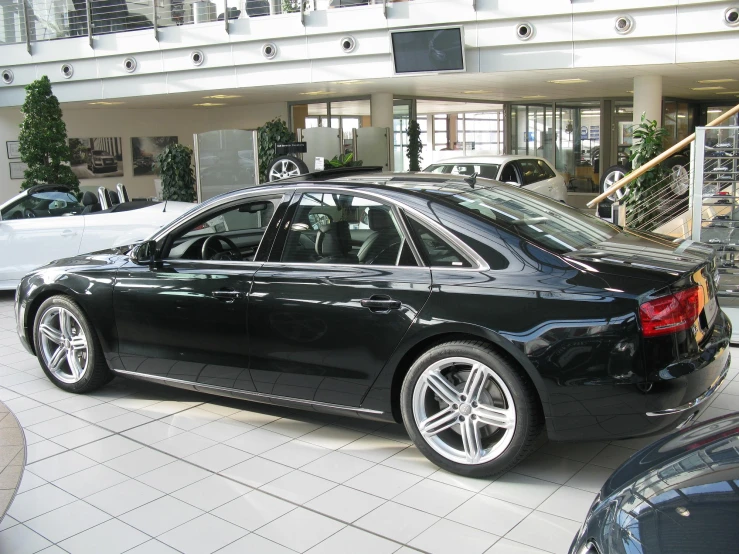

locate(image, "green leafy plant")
[[155, 143, 196, 202], [281, 0, 310, 13], [624, 113, 669, 230], [406, 119, 423, 172], [257, 118, 295, 182], [18, 76, 80, 194], [326, 152, 363, 168]]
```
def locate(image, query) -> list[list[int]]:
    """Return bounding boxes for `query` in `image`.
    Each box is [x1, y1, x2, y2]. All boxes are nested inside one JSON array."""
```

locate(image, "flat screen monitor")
[[391, 27, 465, 74]]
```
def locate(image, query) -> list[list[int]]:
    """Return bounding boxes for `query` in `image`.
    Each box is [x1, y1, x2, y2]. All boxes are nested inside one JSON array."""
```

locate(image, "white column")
[[370, 93, 393, 130], [633, 75, 663, 126]]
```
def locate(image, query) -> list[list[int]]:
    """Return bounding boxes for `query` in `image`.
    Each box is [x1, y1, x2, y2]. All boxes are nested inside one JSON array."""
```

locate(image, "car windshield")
[[443, 185, 619, 254], [425, 163, 500, 180]]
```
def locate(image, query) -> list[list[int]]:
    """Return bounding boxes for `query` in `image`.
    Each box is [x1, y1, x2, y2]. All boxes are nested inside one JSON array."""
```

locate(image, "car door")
[[112, 192, 290, 391], [247, 189, 432, 408], [0, 190, 84, 287]]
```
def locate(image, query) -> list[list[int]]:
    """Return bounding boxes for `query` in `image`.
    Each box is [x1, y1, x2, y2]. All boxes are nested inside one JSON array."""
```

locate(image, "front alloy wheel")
[[38, 307, 89, 384], [401, 340, 542, 477]]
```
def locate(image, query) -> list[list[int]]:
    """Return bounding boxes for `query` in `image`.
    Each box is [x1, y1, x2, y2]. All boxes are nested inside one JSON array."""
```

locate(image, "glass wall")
[[291, 99, 370, 159]]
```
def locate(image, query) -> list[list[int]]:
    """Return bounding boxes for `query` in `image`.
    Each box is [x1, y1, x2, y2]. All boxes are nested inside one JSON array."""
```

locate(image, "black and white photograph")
[[131, 136, 178, 176], [68, 137, 124, 178], [8, 161, 27, 179], [6, 141, 20, 159]]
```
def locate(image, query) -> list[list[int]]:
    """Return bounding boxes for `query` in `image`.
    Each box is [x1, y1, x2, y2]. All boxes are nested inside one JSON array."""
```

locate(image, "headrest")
[[368, 208, 393, 231], [109, 191, 120, 204], [82, 191, 98, 206], [316, 221, 352, 257]]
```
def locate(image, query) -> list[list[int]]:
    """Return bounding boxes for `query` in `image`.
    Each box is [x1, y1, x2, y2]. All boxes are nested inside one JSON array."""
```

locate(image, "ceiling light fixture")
[[193, 102, 226, 107], [88, 101, 125, 105], [707, 109, 724, 114], [334, 80, 363, 85], [462, 90, 490, 94], [697, 79, 737, 84], [203, 94, 241, 99], [626, 90, 634, 94], [521, 95, 547, 99], [299, 91, 336, 96], [691, 86, 725, 91], [547, 78, 590, 84], [715, 91, 739, 95]]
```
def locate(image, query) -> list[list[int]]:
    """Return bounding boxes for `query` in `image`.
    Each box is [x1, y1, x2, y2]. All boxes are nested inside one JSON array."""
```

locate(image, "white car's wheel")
[[600, 165, 630, 202]]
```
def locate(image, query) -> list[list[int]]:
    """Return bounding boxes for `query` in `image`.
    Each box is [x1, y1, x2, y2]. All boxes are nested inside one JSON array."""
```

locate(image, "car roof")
[[424, 154, 550, 165]]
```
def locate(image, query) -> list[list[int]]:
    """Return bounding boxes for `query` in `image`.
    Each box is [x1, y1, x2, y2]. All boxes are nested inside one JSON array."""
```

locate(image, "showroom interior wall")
[[0, 102, 287, 202]]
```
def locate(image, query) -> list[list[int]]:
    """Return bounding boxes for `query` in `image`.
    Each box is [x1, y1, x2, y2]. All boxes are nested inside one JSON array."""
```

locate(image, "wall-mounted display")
[[390, 27, 465, 74], [131, 136, 178, 176], [9, 161, 28, 180], [6, 141, 20, 159], [69, 137, 123, 179]]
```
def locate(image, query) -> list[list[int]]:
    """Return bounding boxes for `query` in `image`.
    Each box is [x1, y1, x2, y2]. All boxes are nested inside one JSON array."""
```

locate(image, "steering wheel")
[[24, 209, 36, 219], [201, 234, 241, 261]]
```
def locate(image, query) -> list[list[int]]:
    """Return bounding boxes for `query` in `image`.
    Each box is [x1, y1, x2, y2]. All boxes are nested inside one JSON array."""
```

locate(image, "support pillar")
[[633, 75, 663, 126]]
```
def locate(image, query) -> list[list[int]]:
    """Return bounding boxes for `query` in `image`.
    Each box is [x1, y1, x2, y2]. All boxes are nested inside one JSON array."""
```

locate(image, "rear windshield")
[[425, 163, 500, 180], [443, 185, 619, 254]]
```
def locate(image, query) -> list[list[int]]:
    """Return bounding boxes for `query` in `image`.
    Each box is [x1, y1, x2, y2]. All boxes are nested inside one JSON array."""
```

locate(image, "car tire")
[[33, 296, 113, 394], [600, 164, 630, 202], [661, 155, 690, 198], [268, 155, 309, 182], [400, 340, 542, 477]]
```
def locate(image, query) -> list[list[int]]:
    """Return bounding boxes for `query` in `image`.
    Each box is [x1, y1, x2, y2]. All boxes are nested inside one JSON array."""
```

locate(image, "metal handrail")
[[587, 103, 739, 208]]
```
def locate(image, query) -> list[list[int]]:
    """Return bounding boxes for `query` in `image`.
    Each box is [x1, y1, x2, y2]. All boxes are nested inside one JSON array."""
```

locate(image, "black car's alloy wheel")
[[33, 296, 113, 393], [401, 340, 542, 477]]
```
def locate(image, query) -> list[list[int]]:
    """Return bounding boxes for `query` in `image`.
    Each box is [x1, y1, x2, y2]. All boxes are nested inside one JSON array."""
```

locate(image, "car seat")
[[315, 221, 358, 264], [358, 208, 399, 265], [81, 191, 102, 213]]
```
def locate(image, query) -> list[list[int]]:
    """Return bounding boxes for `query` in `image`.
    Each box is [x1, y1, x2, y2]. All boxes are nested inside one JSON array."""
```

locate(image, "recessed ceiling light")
[[193, 102, 226, 107], [203, 94, 241, 99], [697, 79, 737, 84], [715, 91, 739, 95], [462, 90, 490, 94], [334, 80, 363, 85], [691, 86, 725, 90], [626, 90, 634, 94], [547, 78, 590, 84], [707, 109, 724, 114], [521, 95, 547, 99], [677, 114, 687, 118], [88, 101, 125, 105], [299, 91, 336, 96]]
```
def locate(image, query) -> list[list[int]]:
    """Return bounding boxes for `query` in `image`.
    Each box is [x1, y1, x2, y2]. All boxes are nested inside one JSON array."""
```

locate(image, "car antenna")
[[464, 172, 477, 188]]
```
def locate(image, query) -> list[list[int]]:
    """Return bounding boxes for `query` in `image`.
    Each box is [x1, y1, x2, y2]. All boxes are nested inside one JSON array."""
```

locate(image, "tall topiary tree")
[[257, 118, 295, 183], [155, 143, 197, 202], [18, 75, 80, 194], [406, 119, 423, 172]]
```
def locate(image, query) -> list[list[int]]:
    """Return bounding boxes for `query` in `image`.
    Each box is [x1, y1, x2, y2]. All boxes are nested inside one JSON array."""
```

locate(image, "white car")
[[0, 184, 194, 290], [423, 155, 568, 202]]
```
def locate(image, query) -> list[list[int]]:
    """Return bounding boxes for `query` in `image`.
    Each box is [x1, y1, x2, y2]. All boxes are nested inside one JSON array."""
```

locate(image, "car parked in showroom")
[[0, 184, 193, 290], [423, 155, 568, 202], [87, 149, 119, 174], [570, 412, 739, 554], [14, 168, 730, 477]]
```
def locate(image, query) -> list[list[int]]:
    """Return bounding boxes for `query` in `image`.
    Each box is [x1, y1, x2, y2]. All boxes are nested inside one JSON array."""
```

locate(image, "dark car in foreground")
[[570, 412, 739, 554], [14, 168, 731, 476]]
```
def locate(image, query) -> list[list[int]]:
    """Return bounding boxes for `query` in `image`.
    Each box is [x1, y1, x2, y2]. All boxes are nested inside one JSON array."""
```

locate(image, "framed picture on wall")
[[131, 136, 178, 176], [68, 137, 124, 179], [9, 161, 28, 180], [6, 141, 20, 159]]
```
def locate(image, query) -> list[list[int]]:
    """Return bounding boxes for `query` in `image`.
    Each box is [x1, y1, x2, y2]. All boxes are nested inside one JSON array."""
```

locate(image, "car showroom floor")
[[0, 292, 737, 554]]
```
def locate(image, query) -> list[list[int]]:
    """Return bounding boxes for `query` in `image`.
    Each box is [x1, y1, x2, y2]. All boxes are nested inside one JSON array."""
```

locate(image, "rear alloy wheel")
[[33, 296, 113, 393], [600, 164, 630, 202], [401, 340, 541, 477], [268, 155, 309, 182]]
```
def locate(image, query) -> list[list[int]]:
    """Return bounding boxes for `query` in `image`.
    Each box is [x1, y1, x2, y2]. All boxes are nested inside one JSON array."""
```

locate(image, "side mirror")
[[131, 240, 157, 265]]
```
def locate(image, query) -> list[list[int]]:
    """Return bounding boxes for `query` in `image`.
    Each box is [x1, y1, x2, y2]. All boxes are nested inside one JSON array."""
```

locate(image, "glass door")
[[393, 99, 413, 171]]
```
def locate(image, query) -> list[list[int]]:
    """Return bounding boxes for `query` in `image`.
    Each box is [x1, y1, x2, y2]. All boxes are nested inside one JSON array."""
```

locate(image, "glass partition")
[[195, 129, 259, 202]]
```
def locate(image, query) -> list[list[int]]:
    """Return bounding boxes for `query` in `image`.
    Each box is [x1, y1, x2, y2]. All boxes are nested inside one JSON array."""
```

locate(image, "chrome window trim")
[[149, 183, 489, 272], [111, 369, 383, 415]]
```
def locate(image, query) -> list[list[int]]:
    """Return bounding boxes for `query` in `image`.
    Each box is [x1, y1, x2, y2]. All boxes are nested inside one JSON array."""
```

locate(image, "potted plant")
[[326, 152, 362, 168], [406, 119, 423, 171], [155, 143, 197, 202], [17, 76, 80, 195], [257, 117, 296, 182]]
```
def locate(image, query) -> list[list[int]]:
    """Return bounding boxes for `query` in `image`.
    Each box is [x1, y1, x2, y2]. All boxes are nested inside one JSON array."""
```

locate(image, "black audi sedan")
[[14, 168, 731, 477], [570, 412, 739, 554]]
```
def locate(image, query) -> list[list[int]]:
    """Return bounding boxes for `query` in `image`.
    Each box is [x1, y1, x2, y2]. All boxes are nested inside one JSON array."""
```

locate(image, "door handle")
[[213, 289, 242, 302], [361, 295, 401, 312], [61, 229, 76, 237]]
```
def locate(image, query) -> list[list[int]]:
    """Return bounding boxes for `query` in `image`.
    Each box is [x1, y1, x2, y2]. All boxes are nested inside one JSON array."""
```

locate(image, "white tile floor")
[[0, 291, 738, 554]]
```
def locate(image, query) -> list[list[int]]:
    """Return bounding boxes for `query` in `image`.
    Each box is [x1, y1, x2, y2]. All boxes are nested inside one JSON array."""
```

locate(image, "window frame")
[[157, 191, 292, 266], [268, 189, 425, 268]]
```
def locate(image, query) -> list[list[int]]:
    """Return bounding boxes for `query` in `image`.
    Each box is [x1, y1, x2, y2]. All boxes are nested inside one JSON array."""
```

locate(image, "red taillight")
[[639, 286, 702, 338]]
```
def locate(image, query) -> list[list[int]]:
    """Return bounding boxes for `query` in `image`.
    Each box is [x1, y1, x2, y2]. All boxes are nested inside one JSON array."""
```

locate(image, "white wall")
[[0, 102, 287, 203]]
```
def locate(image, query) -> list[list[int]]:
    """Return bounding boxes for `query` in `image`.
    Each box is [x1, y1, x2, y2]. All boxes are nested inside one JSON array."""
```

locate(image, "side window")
[[281, 192, 414, 266], [499, 163, 519, 184], [1, 191, 83, 220], [518, 159, 555, 185], [407, 218, 470, 268], [165, 197, 280, 262]]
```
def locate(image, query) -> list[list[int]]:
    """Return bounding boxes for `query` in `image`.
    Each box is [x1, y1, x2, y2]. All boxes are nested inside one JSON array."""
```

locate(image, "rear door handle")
[[213, 289, 242, 302], [61, 229, 76, 237], [361, 295, 401, 312]]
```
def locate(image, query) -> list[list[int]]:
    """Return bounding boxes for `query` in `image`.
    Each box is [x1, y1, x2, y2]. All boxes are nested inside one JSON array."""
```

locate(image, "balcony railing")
[[0, 0, 389, 48]]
